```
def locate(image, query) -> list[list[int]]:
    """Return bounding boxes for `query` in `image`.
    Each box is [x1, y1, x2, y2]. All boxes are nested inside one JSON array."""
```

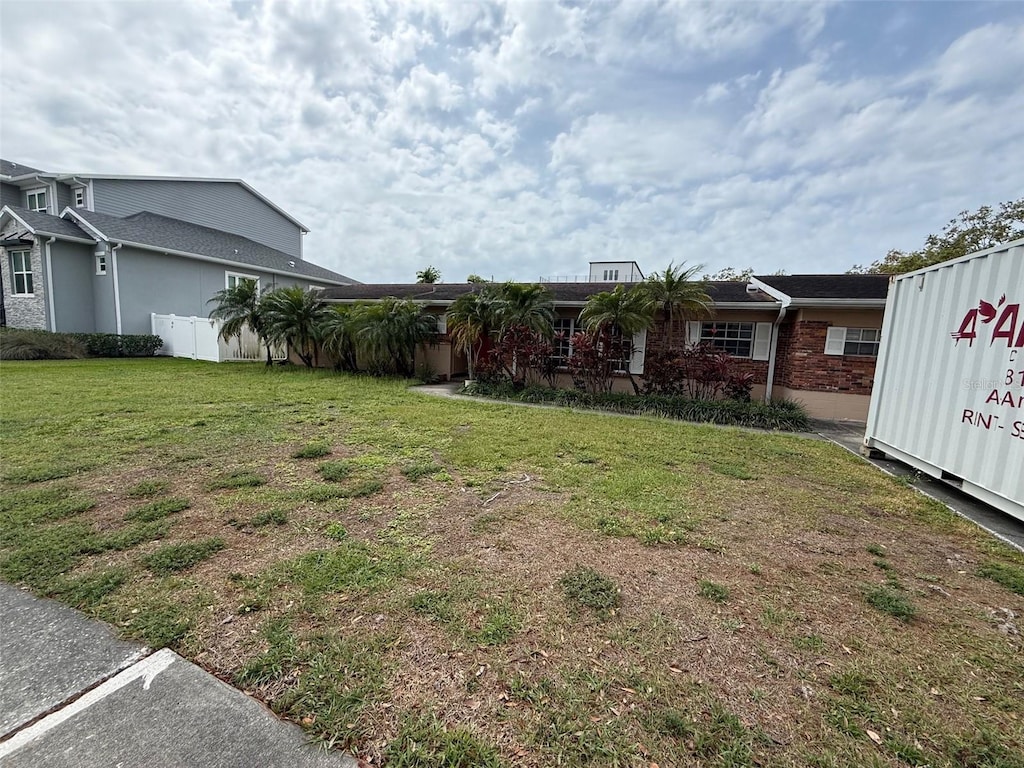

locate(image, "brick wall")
[[774, 320, 876, 395]]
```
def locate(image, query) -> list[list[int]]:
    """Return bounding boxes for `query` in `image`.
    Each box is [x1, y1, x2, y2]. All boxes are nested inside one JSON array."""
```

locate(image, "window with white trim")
[[700, 322, 754, 357], [74, 188, 86, 208], [601, 269, 620, 281], [606, 324, 631, 372], [95, 254, 107, 275], [551, 317, 575, 364], [9, 250, 34, 295], [26, 188, 47, 213], [825, 327, 881, 356], [226, 271, 260, 290]]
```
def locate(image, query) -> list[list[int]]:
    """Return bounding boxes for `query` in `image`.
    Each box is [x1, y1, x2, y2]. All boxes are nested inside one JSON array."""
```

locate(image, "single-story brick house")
[[320, 268, 890, 421]]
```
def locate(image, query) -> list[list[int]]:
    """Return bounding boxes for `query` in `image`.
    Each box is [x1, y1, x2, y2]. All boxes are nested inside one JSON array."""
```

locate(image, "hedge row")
[[465, 381, 811, 431], [0, 328, 163, 360]]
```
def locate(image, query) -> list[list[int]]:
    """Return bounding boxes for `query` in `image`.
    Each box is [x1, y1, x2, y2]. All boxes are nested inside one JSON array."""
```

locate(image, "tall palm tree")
[[579, 284, 655, 394], [351, 297, 435, 377], [493, 282, 554, 339], [447, 288, 498, 380], [207, 278, 274, 365], [641, 262, 713, 348], [261, 286, 330, 368], [319, 304, 358, 372]]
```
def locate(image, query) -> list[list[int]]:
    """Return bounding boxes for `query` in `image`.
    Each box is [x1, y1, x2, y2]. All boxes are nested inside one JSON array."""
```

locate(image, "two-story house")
[[0, 159, 355, 335]]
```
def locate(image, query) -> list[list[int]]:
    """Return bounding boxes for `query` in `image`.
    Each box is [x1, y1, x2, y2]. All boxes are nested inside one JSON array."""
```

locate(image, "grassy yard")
[[1, 358, 1022, 767]]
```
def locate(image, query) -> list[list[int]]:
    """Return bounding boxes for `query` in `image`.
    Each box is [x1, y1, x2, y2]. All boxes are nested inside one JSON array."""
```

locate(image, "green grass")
[[3, 359, 1024, 767], [864, 584, 916, 622], [559, 565, 621, 618], [292, 441, 331, 459], [318, 460, 354, 482], [125, 497, 190, 522], [977, 561, 1024, 595], [141, 538, 225, 575]]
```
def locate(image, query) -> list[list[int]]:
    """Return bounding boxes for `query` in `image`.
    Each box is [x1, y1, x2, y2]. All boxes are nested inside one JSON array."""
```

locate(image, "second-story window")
[[96, 254, 107, 275], [26, 189, 47, 213], [74, 188, 86, 208], [226, 271, 260, 290]]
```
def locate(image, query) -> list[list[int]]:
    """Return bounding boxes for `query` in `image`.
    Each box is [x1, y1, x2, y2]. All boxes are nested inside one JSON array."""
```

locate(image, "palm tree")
[[319, 304, 358, 371], [207, 278, 274, 365], [641, 262, 713, 348], [447, 289, 499, 380], [579, 284, 655, 394], [351, 297, 435, 377], [260, 286, 330, 368], [416, 266, 441, 284], [493, 282, 554, 339]]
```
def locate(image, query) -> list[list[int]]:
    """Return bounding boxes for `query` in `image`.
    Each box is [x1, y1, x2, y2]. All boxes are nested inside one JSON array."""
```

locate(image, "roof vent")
[[745, 282, 758, 293], [289, 260, 295, 268]]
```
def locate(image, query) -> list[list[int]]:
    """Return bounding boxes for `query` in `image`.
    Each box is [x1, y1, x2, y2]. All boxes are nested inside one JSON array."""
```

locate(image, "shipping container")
[[864, 237, 1024, 522]]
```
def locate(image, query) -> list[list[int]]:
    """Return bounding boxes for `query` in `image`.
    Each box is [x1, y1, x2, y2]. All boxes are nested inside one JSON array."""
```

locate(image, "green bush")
[[466, 381, 810, 431], [70, 333, 163, 357]]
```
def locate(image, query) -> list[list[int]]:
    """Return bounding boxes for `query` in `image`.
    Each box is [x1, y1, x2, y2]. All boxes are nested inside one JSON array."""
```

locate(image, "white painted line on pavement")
[[0, 648, 178, 758]]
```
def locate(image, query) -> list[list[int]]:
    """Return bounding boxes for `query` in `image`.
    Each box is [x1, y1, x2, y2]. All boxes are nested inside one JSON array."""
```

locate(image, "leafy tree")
[[350, 297, 435, 377], [852, 198, 1024, 274], [447, 290, 498, 380], [318, 304, 358, 372], [493, 282, 554, 339], [416, 266, 441, 284], [261, 286, 330, 368], [579, 284, 655, 394], [207, 278, 274, 366], [466, 274, 490, 284], [703, 267, 755, 282], [641, 262, 714, 348]]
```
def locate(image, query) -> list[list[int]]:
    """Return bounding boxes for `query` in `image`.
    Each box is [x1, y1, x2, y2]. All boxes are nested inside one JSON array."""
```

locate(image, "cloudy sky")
[[2, 1, 1022, 283]]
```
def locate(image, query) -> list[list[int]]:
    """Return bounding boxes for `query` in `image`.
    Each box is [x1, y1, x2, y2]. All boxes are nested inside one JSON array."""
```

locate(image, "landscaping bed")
[[1, 359, 1022, 767]]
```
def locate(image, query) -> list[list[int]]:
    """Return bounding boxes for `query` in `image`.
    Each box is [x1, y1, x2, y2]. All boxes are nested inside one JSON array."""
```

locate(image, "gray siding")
[[114, 248, 305, 335], [50, 241, 95, 332], [1, 182, 20, 208], [54, 182, 72, 213], [92, 252, 117, 334], [91, 180, 303, 259]]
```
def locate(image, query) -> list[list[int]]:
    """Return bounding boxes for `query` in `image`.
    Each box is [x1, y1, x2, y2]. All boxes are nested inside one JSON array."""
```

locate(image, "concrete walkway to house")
[[414, 383, 1024, 552], [0, 583, 358, 768]]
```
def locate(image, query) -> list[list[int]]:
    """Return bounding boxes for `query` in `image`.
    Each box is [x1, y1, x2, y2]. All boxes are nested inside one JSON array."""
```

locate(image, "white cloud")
[[1, 1, 1022, 284]]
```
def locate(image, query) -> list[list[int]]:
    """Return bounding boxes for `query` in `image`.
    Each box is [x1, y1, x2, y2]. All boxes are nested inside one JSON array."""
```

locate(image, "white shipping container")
[[864, 238, 1024, 521]]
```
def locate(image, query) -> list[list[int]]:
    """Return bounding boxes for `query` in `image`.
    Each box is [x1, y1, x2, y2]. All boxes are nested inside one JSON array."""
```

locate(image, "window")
[[552, 317, 575, 363], [601, 269, 620, 281], [26, 189, 47, 213], [700, 322, 754, 357], [825, 327, 881, 356], [605, 324, 631, 372], [226, 271, 260, 290], [74, 188, 86, 208], [95, 254, 107, 275], [9, 250, 33, 295]]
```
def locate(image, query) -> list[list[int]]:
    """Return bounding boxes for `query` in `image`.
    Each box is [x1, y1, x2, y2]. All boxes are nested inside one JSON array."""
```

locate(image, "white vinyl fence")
[[151, 314, 287, 363]]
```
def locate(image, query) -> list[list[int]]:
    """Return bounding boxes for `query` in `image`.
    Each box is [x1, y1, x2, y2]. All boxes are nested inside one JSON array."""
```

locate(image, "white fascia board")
[[0, 206, 36, 233], [111, 238, 348, 285], [55, 174, 310, 233], [33, 230, 97, 245], [712, 301, 781, 310], [748, 277, 791, 304], [61, 207, 111, 242], [0, 207, 93, 244]]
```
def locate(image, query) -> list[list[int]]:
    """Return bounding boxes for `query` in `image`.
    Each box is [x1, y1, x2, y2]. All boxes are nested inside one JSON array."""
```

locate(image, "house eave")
[[787, 299, 888, 309]]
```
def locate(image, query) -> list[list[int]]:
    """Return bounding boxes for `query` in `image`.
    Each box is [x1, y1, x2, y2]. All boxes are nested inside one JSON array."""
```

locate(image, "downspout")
[[764, 301, 790, 403], [43, 237, 57, 331], [110, 242, 123, 334]]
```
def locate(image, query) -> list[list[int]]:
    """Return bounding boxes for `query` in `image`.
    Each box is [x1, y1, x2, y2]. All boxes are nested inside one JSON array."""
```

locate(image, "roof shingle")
[[3, 206, 92, 240], [70, 209, 355, 285], [1, 159, 45, 178], [756, 274, 890, 300]]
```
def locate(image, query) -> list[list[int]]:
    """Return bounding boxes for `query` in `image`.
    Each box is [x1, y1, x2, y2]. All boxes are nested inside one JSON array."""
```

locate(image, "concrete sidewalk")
[[0, 583, 358, 767]]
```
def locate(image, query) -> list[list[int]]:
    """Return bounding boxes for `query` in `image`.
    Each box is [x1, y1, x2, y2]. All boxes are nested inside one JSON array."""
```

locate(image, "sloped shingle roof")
[[756, 274, 890, 300], [321, 281, 775, 304], [70, 209, 355, 285], [1, 159, 45, 178], [3, 206, 92, 240]]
